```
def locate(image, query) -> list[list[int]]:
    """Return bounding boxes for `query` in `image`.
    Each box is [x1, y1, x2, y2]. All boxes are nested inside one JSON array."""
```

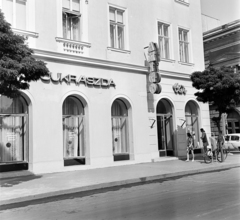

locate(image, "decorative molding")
[[12, 28, 39, 39], [160, 58, 176, 63], [203, 20, 240, 36], [173, 83, 187, 95], [107, 47, 131, 54], [32, 49, 192, 79], [203, 20, 240, 43], [55, 37, 91, 55], [178, 61, 194, 66], [33, 49, 147, 73], [174, 0, 189, 7]]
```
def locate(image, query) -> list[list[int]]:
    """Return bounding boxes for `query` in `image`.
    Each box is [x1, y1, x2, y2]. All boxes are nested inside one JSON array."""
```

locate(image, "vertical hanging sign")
[[147, 42, 162, 94]]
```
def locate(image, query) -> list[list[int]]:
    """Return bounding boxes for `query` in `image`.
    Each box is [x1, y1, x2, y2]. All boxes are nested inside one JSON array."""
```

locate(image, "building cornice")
[[33, 49, 147, 73], [32, 49, 192, 79], [203, 20, 240, 43], [160, 69, 190, 80], [12, 28, 39, 39]]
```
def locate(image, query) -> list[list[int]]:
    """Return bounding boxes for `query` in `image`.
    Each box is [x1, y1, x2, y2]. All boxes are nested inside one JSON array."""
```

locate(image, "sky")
[[201, 0, 240, 25]]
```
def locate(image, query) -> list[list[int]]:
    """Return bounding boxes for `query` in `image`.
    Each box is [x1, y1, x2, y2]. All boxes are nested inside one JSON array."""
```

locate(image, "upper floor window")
[[179, 28, 189, 63], [1, 0, 26, 30], [158, 22, 170, 59], [109, 7, 125, 50], [62, 0, 81, 41]]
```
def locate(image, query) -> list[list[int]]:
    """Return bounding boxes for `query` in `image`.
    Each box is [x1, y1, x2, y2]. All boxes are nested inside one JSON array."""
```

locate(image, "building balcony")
[[55, 37, 91, 56]]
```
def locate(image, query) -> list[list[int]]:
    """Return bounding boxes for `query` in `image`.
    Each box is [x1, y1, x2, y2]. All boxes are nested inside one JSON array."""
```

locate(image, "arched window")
[[62, 96, 85, 163], [227, 109, 240, 134], [185, 101, 199, 144], [111, 99, 129, 160], [0, 95, 28, 163]]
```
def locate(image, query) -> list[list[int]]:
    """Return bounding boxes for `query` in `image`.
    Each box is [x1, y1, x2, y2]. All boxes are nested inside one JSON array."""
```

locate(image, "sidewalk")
[[0, 155, 240, 207]]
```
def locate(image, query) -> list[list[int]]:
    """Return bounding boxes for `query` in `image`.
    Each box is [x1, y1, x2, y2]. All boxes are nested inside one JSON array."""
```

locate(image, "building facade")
[[203, 19, 240, 135], [0, 0, 210, 174]]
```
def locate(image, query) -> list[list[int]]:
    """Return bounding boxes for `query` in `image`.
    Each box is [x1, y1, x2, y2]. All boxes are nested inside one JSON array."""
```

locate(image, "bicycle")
[[204, 146, 228, 164]]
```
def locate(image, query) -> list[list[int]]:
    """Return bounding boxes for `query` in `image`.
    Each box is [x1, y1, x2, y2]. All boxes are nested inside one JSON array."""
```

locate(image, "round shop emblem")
[[149, 72, 161, 83], [149, 83, 162, 94]]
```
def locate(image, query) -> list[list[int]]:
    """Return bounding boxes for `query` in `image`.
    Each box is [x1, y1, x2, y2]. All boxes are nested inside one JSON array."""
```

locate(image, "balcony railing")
[[55, 37, 91, 56]]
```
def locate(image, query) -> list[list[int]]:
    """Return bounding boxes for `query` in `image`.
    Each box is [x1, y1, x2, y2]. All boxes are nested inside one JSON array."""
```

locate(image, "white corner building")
[[0, 0, 211, 174]]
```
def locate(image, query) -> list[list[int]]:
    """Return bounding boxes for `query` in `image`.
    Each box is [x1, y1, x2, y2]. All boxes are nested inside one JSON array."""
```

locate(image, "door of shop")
[[157, 114, 174, 157]]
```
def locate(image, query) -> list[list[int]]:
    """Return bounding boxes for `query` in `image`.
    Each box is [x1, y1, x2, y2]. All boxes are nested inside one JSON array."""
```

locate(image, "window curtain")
[[63, 97, 85, 158], [165, 116, 173, 150], [111, 100, 128, 154], [0, 96, 28, 163], [72, 17, 80, 41], [62, 13, 67, 39], [110, 24, 115, 48], [0, 116, 26, 163], [118, 26, 124, 49], [185, 102, 199, 146]]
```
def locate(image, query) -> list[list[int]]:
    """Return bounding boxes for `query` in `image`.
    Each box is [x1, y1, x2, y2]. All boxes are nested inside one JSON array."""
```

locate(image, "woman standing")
[[186, 132, 194, 162]]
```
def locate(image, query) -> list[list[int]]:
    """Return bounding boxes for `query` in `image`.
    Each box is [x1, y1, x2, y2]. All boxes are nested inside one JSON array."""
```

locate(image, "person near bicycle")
[[200, 128, 209, 154], [209, 133, 217, 162], [186, 131, 194, 162], [217, 131, 225, 149]]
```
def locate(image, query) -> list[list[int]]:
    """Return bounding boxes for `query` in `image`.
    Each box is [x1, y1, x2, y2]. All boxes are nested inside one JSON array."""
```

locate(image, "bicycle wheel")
[[204, 151, 212, 164], [217, 148, 228, 162], [223, 148, 228, 160]]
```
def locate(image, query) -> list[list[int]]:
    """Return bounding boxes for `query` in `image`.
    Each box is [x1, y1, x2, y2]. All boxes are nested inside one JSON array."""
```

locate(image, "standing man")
[[218, 131, 225, 148], [209, 133, 217, 162], [200, 128, 209, 153]]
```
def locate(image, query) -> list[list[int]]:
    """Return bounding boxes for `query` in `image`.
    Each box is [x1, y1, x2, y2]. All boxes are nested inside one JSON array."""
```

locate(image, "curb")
[[0, 163, 239, 208]]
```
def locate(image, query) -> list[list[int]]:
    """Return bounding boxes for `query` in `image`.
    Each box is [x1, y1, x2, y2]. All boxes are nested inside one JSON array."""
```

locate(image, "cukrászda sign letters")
[[41, 72, 116, 87]]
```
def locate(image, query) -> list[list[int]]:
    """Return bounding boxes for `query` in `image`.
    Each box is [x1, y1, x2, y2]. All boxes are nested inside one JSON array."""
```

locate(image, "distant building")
[[203, 19, 240, 135]]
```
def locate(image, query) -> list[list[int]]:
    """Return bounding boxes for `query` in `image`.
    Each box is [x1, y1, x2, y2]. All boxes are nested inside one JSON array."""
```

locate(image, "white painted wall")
[[0, 0, 210, 173]]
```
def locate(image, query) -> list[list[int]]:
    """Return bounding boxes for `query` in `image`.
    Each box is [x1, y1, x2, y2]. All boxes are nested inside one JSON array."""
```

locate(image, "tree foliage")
[[0, 9, 49, 98], [190, 66, 240, 130]]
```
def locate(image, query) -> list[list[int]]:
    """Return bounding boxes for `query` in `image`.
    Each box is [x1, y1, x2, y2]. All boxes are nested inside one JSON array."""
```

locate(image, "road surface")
[[1, 167, 240, 220]]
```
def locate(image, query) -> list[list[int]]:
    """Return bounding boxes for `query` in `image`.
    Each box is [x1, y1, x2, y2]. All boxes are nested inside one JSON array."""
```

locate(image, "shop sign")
[[149, 83, 162, 94], [147, 42, 161, 94], [41, 73, 116, 87], [173, 83, 187, 95]]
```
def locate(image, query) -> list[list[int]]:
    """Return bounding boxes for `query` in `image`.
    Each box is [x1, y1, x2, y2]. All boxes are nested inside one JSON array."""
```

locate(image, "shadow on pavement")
[[0, 175, 42, 187]]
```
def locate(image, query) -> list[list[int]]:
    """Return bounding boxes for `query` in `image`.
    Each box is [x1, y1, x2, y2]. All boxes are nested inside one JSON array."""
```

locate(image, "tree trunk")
[[217, 112, 224, 162]]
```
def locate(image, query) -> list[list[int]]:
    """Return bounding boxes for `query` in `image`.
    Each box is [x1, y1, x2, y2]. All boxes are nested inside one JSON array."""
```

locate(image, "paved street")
[[1, 167, 239, 220]]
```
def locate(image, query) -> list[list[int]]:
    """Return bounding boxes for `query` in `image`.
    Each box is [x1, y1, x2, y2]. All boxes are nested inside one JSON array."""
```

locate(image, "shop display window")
[[62, 96, 85, 160], [111, 99, 129, 156], [0, 95, 28, 163], [185, 101, 200, 149]]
